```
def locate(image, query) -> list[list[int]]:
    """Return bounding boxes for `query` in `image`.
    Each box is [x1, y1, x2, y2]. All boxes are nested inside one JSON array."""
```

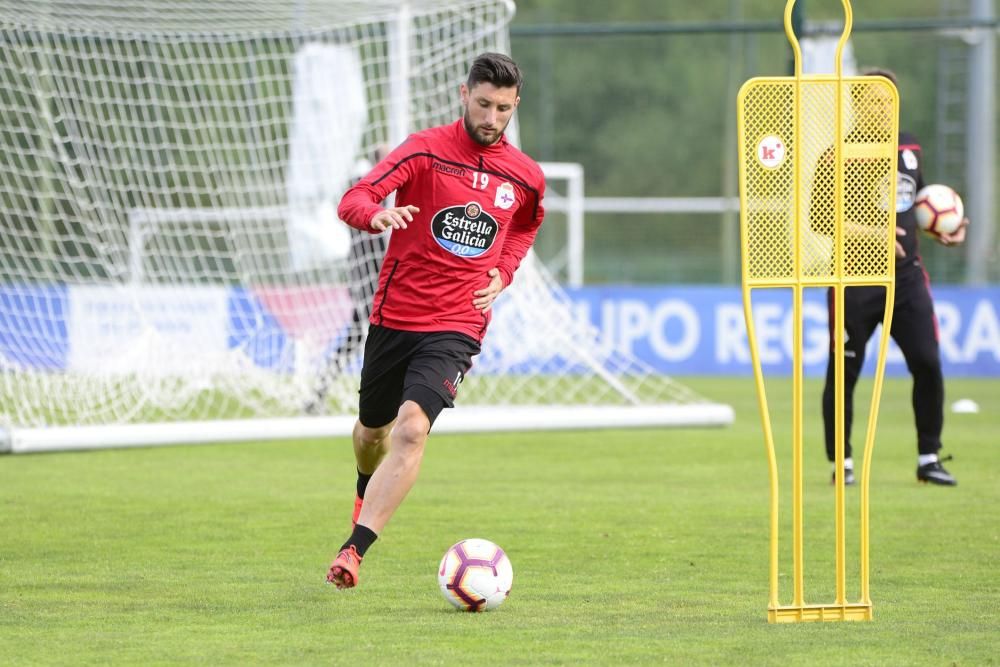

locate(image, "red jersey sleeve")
[[337, 138, 423, 233], [495, 176, 545, 288]]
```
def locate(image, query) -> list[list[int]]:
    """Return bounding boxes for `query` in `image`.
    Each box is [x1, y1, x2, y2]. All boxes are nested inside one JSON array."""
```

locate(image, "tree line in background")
[[509, 0, 994, 283]]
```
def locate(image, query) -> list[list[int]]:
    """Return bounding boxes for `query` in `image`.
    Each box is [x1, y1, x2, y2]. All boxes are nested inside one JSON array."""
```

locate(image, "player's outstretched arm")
[[370, 205, 419, 232]]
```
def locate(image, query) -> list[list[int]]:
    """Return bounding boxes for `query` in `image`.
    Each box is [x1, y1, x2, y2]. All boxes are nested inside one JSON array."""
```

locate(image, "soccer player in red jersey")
[[327, 53, 546, 589]]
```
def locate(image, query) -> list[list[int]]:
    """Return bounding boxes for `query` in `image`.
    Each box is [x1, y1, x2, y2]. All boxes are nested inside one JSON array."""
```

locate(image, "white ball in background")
[[950, 398, 980, 414]]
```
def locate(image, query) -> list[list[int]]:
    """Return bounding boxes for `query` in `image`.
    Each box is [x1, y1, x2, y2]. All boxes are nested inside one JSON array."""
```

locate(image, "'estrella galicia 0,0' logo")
[[430, 202, 498, 258]]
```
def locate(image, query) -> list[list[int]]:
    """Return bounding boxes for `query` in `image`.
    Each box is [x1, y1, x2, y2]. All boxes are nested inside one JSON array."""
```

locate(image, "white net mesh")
[[0, 0, 726, 437]]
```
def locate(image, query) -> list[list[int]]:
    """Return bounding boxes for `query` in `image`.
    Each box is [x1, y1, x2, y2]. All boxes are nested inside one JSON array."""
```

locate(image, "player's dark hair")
[[861, 67, 898, 86], [467, 52, 523, 92]]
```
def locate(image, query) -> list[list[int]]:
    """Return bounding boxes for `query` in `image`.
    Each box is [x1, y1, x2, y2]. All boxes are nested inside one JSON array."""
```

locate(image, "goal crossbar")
[[2, 404, 734, 454]]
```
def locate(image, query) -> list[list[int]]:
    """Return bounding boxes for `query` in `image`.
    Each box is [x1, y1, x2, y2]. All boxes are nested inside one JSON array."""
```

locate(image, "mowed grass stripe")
[[1, 377, 996, 665]]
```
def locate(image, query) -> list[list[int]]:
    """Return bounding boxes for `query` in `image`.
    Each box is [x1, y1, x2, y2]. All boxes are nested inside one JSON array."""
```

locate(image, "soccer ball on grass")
[[437, 538, 513, 611], [913, 184, 964, 239]]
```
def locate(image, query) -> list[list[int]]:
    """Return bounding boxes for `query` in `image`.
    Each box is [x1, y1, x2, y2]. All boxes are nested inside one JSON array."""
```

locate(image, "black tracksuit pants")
[[822, 264, 944, 461]]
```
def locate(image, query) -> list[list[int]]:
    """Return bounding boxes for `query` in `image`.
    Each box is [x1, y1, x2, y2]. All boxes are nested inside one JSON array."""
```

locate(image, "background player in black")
[[305, 144, 390, 415], [818, 68, 969, 486]]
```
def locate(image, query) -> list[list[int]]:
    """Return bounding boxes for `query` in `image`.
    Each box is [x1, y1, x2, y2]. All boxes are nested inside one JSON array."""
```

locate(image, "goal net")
[[0, 0, 732, 453]]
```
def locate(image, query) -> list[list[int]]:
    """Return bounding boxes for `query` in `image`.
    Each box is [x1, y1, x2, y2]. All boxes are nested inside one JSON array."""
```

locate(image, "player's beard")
[[463, 110, 506, 147]]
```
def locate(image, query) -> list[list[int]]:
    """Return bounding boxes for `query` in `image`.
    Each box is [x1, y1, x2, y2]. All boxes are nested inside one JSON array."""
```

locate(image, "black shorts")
[[358, 325, 481, 429]]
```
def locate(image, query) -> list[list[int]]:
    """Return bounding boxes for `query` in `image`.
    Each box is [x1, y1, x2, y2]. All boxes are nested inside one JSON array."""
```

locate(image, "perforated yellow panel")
[[738, 77, 898, 285], [737, 61, 899, 624]]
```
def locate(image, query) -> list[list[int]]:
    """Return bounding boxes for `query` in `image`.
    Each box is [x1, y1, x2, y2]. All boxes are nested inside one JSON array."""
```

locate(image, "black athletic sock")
[[341, 523, 378, 557], [356, 470, 373, 499]]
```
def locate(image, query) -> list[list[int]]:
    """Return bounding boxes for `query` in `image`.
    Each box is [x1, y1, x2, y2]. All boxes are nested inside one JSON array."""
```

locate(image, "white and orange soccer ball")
[[437, 538, 513, 612], [914, 184, 964, 238]]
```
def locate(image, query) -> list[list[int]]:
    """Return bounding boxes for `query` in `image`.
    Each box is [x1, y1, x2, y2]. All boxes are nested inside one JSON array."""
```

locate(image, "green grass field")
[[1, 377, 997, 665]]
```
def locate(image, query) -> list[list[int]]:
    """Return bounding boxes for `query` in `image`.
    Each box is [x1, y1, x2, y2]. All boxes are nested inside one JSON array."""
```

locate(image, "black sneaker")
[[917, 457, 957, 486], [830, 468, 855, 486]]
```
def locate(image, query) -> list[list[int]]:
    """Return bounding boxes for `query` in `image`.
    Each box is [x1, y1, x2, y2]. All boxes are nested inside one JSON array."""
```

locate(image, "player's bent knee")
[[392, 401, 431, 447], [906, 354, 943, 378], [354, 419, 393, 446]]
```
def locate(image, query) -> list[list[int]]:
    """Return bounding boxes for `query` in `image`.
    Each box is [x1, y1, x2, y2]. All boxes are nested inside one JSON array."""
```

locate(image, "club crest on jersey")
[[431, 202, 498, 258], [494, 182, 515, 209]]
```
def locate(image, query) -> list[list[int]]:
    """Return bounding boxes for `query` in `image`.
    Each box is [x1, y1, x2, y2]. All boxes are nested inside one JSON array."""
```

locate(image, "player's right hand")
[[935, 217, 969, 246], [370, 205, 419, 232]]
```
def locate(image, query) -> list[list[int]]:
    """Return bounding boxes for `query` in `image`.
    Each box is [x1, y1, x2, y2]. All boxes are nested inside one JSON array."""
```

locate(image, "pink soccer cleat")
[[327, 545, 363, 589], [351, 494, 363, 529]]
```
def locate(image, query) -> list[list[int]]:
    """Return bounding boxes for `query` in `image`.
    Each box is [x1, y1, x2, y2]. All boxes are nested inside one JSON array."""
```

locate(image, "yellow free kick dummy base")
[[768, 602, 873, 623]]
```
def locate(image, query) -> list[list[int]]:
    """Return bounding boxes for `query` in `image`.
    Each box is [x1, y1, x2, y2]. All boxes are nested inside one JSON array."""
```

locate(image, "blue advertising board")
[[1, 284, 997, 377], [564, 285, 1000, 377]]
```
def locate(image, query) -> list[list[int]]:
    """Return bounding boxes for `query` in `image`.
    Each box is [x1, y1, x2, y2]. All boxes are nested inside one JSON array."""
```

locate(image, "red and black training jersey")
[[809, 129, 928, 276], [338, 119, 546, 342], [894, 130, 927, 274]]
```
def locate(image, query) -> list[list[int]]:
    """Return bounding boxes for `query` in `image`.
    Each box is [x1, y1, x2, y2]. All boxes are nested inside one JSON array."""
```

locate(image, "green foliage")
[[512, 0, 995, 284], [1, 377, 997, 665]]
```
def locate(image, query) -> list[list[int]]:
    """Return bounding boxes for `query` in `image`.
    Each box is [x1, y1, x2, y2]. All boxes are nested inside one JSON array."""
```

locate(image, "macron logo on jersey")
[[431, 202, 498, 258]]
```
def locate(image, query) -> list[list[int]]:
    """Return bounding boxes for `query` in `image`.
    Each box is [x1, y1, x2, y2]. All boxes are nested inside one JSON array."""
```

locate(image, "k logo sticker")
[[494, 182, 515, 210], [756, 134, 786, 170]]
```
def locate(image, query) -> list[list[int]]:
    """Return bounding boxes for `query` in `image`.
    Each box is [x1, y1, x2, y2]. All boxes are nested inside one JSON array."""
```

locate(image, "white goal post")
[[0, 0, 732, 454]]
